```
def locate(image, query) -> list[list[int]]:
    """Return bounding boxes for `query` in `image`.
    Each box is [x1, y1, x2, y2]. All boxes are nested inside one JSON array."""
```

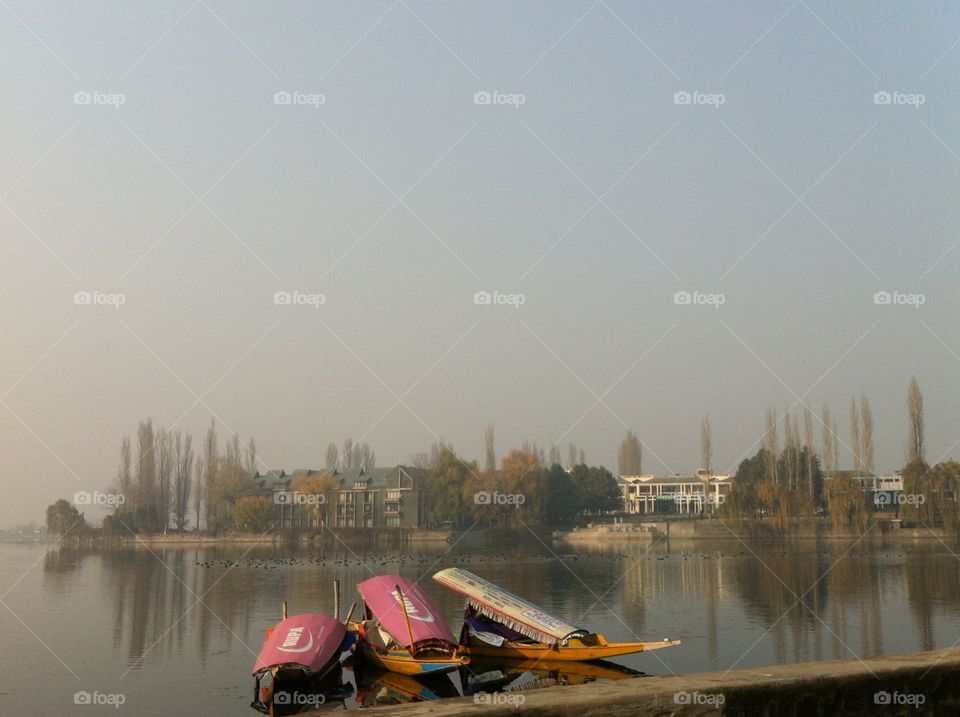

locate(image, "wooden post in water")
[[333, 579, 341, 621], [282, 601, 287, 620]]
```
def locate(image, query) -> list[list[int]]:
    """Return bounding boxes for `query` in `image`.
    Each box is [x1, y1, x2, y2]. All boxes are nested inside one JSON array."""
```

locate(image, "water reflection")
[[29, 537, 960, 713]]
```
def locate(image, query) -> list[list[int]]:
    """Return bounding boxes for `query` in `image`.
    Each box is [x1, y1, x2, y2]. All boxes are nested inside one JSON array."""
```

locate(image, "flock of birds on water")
[[193, 549, 915, 570]]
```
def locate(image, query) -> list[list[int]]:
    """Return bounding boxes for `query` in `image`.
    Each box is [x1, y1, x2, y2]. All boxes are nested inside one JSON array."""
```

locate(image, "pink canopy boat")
[[352, 575, 467, 675], [253, 613, 347, 680]]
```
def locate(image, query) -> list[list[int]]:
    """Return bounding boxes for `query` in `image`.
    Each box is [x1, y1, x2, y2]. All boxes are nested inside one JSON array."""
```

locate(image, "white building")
[[619, 470, 733, 515]]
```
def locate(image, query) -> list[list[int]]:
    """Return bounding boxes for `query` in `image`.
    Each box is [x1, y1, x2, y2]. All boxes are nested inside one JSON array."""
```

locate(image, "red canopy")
[[253, 613, 345, 676], [356, 575, 454, 648]]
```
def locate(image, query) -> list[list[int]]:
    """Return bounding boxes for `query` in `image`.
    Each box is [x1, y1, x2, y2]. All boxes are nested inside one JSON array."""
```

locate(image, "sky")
[[1, 1, 959, 527]]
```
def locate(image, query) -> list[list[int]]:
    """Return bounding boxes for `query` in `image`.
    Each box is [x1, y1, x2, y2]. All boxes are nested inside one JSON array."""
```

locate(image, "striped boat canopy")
[[433, 568, 586, 645]]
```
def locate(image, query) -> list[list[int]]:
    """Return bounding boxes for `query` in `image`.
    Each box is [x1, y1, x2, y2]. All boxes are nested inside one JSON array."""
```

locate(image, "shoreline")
[[360, 645, 959, 715]]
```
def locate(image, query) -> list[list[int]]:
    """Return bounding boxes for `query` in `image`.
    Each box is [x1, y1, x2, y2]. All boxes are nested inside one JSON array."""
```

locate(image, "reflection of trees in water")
[[723, 540, 946, 663], [904, 548, 960, 652], [40, 539, 958, 679]]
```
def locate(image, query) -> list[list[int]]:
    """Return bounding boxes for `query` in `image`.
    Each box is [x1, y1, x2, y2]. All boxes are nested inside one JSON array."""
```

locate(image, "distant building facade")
[[619, 470, 733, 515], [252, 466, 427, 529]]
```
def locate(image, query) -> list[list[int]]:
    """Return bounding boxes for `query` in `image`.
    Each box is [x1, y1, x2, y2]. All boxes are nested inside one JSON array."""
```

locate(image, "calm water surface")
[[2, 537, 959, 714]]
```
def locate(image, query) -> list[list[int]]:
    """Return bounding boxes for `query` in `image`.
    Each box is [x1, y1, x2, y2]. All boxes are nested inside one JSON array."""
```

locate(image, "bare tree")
[[325, 443, 338, 471], [118, 436, 132, 499], [227, 433, 242, 469], [830, 416, 840, 470], [173, 432, 194, 532], [763, 408, 779, 483], [483, 424, 496, 473], [203, 419, 217, 525], [803, 405, 815, 498], [699, 418, 711, 474], [136, 419, 156, 526], [578, 448, 585, 465], [547, 444, 561, 466], [568, 443, 577, 470], [850, 398, 861, 475], [193, 455, 204, 531], [155, 428, 172, 532], [245, 437, 257, 474], [342, 438, 354, 467], [618, 431, 643, 476], [907, 376, 925, 464], [821, 403, 834, 475], [860, 393, 874, 475]]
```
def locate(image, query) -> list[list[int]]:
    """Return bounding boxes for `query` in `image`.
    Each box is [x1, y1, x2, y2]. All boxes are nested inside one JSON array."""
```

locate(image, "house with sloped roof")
[[253, 465, 427, 529]]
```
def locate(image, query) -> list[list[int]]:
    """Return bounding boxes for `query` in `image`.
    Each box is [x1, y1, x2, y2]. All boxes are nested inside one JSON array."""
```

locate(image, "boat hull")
[[459, 639, 680, 662], [359, 643, 466, 675]]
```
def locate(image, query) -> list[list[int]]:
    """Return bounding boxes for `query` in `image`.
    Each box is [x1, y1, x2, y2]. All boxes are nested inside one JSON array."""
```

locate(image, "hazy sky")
[[2, 1, 959, 526]]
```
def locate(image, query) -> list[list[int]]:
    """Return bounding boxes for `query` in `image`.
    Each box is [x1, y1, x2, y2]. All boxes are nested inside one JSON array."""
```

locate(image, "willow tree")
[[825, 474, 870, 533]]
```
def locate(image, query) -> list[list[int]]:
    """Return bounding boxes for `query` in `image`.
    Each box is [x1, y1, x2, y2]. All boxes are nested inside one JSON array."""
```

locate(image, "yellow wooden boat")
[[351, 575, 468, 675], [432, 567, 680, 662]]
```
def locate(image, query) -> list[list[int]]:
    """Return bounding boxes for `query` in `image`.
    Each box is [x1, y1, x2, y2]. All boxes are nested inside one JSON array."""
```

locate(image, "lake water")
[[2, 535, 959, 714]]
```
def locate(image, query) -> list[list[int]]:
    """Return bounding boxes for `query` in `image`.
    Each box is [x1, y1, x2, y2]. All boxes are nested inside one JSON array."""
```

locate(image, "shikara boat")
[[252, 612, 353, 712], [351, 575, 468, 675], [433, 567, 681, 662]]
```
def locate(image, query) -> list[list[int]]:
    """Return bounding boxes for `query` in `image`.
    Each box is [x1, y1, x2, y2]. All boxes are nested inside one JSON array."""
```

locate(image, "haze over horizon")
[[2, 1, 959, 527]]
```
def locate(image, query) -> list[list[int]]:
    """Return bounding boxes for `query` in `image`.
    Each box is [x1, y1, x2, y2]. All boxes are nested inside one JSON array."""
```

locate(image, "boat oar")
[[343, 602, 356, 626], [395, 584, 417, 657]]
